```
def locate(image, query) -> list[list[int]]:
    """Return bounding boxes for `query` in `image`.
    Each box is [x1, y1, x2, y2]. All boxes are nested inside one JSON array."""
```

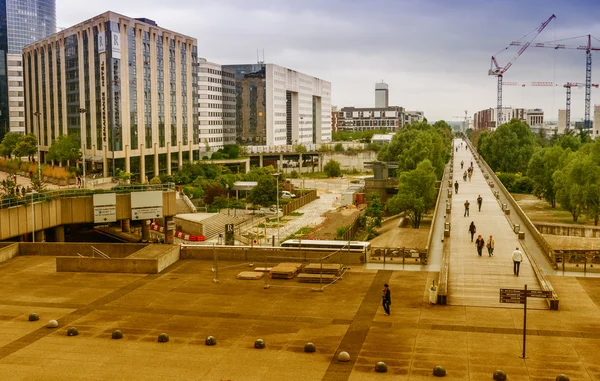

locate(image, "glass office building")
[[23, 11, 198, 181], [0, 0, 56, 138]]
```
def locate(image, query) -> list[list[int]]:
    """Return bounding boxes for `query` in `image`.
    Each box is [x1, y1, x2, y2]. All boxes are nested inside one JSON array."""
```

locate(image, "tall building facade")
[[0, 0, 56, 138], [473, 107, 542, 130], [198, 59, 236, 154], [375, 82, 388, 108], [224, 63, 332, 148], [23, 12, 198, 181], [337, 106, 404, 132]]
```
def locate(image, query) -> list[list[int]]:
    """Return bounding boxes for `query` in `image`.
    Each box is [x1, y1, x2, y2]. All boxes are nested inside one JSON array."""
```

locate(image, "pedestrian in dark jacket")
[[475, 235, 485, 256], [382, 284, 391, 315], [464, 200, 470, 217], [477, 195, 483, 211], [454, 181, 459, 194], [468, 221, 476, 242]]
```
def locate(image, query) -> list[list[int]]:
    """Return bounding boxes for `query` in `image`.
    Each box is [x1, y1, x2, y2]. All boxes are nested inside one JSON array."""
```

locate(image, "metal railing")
[[0, 183, 176, 210], [370, 247, 427, 265], [181, 192, 198, 213]]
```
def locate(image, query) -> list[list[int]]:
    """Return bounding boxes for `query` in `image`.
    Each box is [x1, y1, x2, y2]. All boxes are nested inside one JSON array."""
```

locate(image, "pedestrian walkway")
[[448, 139, 547, 309]]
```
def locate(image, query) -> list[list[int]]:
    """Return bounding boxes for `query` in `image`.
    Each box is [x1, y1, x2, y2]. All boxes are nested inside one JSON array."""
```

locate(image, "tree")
[[553, 152, 586, 222], [477, 119, 535, 173], [324, 160, 341, 177], [386, 159, 437, 228], [30, 172, 46, 192], [0, 132, 22, 158], [46, 134, 81, 165], [248, 175, 277, 207], [334, 143, 345, 152], [149, 176, 162, 184], [293, 143, 307, 153], [364, 193, 383, 234], [527, 145, 565, 208], [13, 134, 38, 161]]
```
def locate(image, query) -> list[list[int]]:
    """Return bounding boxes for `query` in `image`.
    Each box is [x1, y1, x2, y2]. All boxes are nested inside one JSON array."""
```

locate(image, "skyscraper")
[[0, 0, 56, 139], [375, 81, 388, 108]]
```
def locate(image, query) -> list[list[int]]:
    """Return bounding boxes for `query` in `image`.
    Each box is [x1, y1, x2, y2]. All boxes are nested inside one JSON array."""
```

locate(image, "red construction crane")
[[489, 14, 556, 126], [510, 35, 600, 131]]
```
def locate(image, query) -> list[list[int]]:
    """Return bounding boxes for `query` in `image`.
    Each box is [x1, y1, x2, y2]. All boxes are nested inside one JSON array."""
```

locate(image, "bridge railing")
[[0, 183, 176, 210]]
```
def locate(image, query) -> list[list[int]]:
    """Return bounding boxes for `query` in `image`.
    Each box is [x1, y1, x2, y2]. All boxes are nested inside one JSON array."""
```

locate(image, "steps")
[[176, 199, 195, 214], [201, 213, 244, 240]]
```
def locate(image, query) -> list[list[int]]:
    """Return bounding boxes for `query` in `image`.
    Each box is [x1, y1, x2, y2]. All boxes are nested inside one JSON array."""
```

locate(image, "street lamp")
[[32, 111, 41, 180], [78, 108, 87, 188], [272, 172, 281, 245]]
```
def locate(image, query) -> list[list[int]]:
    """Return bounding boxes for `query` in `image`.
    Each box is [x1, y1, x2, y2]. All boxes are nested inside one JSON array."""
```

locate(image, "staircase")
[[176, 199, 195, 214], [201, 213, 244, 240]]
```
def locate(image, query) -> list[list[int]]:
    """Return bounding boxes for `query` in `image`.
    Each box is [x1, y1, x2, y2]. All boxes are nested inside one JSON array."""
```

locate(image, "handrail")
[[426, 161, 449, 256], [181, 192, 197, 213], [0, 182, 176, 210]]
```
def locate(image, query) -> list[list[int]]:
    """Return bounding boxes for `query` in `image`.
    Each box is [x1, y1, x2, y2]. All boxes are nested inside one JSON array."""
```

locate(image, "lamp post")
[[78, 108, 87, 188], [32, 111, 41, 180], [273, 172, 281, 245]]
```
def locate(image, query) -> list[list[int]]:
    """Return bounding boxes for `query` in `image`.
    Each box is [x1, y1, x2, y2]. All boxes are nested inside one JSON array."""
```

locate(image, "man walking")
[[382, 284, 391, 316], [512, 247, 523, 276], [487, 235, 495, 256], [460, 160, 464, 169], [454, 181, 459, 194], [464, 200, 470, 217], [477, 195, 483, 211]]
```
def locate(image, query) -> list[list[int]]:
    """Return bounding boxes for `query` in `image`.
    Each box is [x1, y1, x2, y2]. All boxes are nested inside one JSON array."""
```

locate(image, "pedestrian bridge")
[[436, 139, 557, 310]]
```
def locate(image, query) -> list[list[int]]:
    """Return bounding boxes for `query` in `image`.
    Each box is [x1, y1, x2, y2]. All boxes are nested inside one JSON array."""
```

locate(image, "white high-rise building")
[[558, 109, 567, 134], [593, 105, 600, 139], [198, 60, 236, 155], [375, 82, 389, 108], [224, 63, 332, 147]]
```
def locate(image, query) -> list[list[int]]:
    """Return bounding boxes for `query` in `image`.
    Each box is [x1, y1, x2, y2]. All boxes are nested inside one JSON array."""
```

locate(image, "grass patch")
[[283, 226, 314, 241], [289, 212, 304, 217]]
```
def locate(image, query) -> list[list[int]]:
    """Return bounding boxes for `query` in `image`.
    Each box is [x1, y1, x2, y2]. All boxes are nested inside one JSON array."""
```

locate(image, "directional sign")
[[131, 191, 163, 220], [93, 193, 117, 223], [500, 288, 526, 304], [132, 206, 163, 221], [525, 290, 553, 298]]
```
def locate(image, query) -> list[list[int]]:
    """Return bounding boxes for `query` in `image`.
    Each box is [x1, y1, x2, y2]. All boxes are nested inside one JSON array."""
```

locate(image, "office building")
[[473, 107, 543, 131], [23, 11, 198, 181], [375, 82, 388, 108], [0, 0, 56, 138], [594, 105, 600, 139], [331, 105, 338, 133], [198, 60, 236, 154], [405, 110, 425, 125], [224, 63, 332, 147], [337, 106, 404, 132]]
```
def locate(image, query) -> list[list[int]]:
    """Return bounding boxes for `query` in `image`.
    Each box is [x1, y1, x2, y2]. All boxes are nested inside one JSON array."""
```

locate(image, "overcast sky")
[[57, 0, 600, 122]]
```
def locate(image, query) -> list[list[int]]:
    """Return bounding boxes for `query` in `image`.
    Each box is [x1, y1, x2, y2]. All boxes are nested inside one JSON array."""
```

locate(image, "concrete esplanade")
[[447, 139, 547, 309]]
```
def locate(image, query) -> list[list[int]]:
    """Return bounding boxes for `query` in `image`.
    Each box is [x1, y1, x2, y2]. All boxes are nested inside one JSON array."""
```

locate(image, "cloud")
[[56, 0, 600, 121]]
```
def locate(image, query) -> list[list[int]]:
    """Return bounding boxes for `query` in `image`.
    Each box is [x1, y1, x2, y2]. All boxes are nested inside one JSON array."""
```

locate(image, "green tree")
[[116, 169, 132, 185], [248, 175, 277, 207], [13, 134, 38, 161], [527, 145, 565, 208], [293, 144, 307, 153], [46, 134, 81, 165], [364, 193, 383, 233], [477, 119, 535, 173], [386, 159, 437, 228], [0, 132, 23, 158], [334, 143, 345, 152], [324, 160, 341, 177], [30, 172, 46, 192], [149, 176, 161, 184], [553, 152, 586, 222]]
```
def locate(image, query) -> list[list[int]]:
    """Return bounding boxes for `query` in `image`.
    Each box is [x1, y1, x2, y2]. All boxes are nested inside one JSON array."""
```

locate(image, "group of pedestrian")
[[464, 194, 483, 216], [468, 222, 496, 257]]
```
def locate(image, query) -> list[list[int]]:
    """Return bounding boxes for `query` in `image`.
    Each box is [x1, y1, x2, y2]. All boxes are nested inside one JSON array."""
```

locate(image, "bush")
[[336, 225, 350, 239], [334, 143, 345, 152], [496, 172, 534, 194], [149, 176, 161, 184], [290, 170, 299, 179], [324, 160, 341, 177], [211, 152, 223, 160]]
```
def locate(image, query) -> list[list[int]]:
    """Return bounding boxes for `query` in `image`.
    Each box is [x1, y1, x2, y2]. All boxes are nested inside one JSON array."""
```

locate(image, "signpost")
[[225, 223, 235, 246], [499, 285, 553, 358], [131, 191, 163, 221]]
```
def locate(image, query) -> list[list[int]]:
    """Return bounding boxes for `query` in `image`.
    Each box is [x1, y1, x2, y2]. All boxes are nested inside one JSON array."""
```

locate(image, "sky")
[[57, 0, 600, 122]]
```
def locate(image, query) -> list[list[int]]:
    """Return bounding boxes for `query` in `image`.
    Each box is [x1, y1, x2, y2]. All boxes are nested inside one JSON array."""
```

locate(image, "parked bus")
[[280, 239, 371, 252]]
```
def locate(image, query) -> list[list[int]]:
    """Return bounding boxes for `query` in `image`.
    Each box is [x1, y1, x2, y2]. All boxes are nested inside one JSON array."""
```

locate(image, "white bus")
[[281, 239, 371, 252]]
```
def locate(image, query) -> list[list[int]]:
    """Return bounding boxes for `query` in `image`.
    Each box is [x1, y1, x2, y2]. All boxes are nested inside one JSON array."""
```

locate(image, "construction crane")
[[510, 34, 600, 131], [489, 14, 556, 126], [503, 81, 599, 129], [452, 110, 472, 131]]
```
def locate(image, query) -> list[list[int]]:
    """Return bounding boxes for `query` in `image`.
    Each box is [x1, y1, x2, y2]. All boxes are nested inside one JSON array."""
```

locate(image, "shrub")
[[211, 152, 223, 160], [496, 172, 534, 194], [149, 176, 162, 184], [324, 160, 341, 177], [334, 143, 345, 152], [290, 170, 299, 179]]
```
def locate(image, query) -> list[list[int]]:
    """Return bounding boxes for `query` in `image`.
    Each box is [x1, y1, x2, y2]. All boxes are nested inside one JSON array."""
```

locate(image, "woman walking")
[[475, 235, 485, 256], [468, 221, 476, 242], [487, 235, 495, 256]]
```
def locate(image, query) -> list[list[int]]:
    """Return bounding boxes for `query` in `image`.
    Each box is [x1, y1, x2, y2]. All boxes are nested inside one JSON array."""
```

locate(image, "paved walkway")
[[448, 139, 546, 309]]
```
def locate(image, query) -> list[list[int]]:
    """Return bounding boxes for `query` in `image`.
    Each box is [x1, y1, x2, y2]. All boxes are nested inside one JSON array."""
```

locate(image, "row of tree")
[[476, 119, 600, 224], [378, 121, 453, 228], [0, 132, 81, 166]]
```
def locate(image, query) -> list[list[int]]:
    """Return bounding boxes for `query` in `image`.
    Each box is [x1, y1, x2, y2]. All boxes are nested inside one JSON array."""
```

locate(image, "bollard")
[[447, 189, 452, 199], [514, 224, 520, 234], [518, 232, 525, 239]]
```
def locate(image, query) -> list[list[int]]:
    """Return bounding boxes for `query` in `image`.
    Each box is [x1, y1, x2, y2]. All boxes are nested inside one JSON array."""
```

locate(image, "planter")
[[67, 178, 76, 185], [58, 179, 67, 186], [50, 177, 58, 185], [43, 176, 49, 182]]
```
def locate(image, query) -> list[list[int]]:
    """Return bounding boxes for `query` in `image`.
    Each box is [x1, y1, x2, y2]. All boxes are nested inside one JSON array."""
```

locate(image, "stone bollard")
[[433, 365, 447, 377], [338, 351, 350, 362], [375, 362, 387, 373], [493, 370, 507, 381], [556, 375, 570, 381]]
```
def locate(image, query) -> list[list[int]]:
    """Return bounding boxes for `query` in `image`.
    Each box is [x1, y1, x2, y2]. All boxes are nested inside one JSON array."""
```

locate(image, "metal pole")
[[276, 174, 280, 245], [521, 284, 528, 359], [80, 109, 87, 188], [31, 192, 35, 243]]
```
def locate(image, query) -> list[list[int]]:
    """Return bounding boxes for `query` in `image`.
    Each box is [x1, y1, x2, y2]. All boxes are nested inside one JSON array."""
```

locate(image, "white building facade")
[[198, 60, 236, 155]]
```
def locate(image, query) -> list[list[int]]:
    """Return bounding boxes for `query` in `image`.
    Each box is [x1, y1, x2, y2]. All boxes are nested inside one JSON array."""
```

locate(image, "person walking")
[[477, 195, 483, 211], [487, 235, 495, 256], [454, 181, 459, 194], [512, 247, 523, 276], [475, 235, 485, 256], [463, 171, 467, 182], [464, 200, 470, 217], [468, 221, 476, 242], [382, 284, 391, 316], [460, 160, 464, 169], [468, 171, 472, 181]]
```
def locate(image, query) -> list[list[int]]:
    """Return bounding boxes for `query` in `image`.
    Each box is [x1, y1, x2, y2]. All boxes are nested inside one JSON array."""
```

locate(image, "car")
[[280, 191, 296, 199]]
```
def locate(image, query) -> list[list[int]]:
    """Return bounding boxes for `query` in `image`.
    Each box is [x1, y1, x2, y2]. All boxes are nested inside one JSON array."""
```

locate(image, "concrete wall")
[[0, 243, 19, 264], [56, 257, 158, 273], [173, 217, 205, 236], [534, 222, 600, 238], [156, 246, 181, 272], [19, 243, 147, 258], [181, 246, 366, 264], [321, 151, 377, 171], [0, 191, 177, 241]]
